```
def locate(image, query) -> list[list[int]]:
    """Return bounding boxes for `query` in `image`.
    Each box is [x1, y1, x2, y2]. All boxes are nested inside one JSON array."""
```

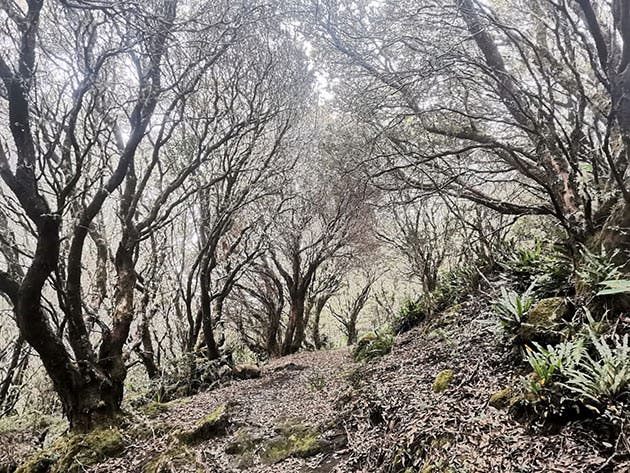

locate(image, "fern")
[[525, 339, 586, 389], [597, 279, 630, 296], [494, 284, 534, 332], [561, 333, 630, 412]]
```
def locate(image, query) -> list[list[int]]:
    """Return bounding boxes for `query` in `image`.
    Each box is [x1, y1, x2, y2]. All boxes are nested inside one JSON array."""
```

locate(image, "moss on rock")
[[176, 404, 229, 445], [432, 370, 454, 393], [143, 444, 202, 473], [517, 297, 567, 343], [16, 427, 125, 473], [489, 387, 513, 409], [141, 402, 171, 419], [140, 398, 192, 419], [261, 421, 329, 464], [225, 428, 263, 455]]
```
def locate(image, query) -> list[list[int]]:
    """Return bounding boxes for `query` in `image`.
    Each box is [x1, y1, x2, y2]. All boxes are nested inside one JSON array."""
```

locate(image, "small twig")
[[595, 418, 626, 473]]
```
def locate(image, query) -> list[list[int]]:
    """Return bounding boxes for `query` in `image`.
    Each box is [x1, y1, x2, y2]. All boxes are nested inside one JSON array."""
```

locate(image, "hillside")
[[2, 293, 627, 473]]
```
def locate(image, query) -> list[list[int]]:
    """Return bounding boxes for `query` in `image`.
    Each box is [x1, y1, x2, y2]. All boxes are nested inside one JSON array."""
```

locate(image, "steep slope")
[[337, 300, 625, 472]]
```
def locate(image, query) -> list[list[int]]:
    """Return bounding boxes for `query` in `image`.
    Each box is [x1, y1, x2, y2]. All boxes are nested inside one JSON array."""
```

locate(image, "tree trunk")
[[266, 306, 282, 357], [199, 263, 220, 360], [136, 308, 159, 379], [96, 242, 137, 416], [597, 202, 630, 267], [312, 307, 322, 350], [282, 292, 305, 355], [346, 321, 358, 346], [0, 337, 27, 414]]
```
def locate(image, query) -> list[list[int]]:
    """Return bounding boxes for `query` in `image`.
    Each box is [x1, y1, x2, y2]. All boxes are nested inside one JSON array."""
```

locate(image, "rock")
[[225, 428, 264, 455], [489, 387, 513, 409], [232, 363, 261, 380], [176, 404, 230, 445], [517, 297, 568, 344], [261, 422, 325, 464], [15, 427, 125, 473], [432, 369, 454, 393], [143, 444, 201, 473]]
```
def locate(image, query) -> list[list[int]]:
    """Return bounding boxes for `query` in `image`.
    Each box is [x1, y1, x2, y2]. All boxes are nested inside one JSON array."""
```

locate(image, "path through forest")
[[94, 349, 355, 472], [3, 299, 627, 472]]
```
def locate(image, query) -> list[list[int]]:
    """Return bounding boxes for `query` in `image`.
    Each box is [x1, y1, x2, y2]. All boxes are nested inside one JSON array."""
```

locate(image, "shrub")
[[392, 297, 429, 335], [145, 353, 232, 403], [352, 330, 394, 362], [393, 264, 483, 335], [524, 339, 585, 394], [574, 246, 621, 297], [561, 333, 630, 413], [500, 242, 572, 297]]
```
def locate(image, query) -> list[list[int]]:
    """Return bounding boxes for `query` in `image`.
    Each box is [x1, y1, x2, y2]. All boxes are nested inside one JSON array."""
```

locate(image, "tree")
[[0, 0, 311, 430], [230, 256, 286, 358], [300, 0, 630, 260], [329, 270, 376, 345], [0, 0, 182, 431], [269, 178, 372, 355]]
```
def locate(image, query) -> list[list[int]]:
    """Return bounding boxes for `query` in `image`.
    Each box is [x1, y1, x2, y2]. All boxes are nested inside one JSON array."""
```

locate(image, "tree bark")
[[282, 292, 305, 355], [200, 261, 220, 360]]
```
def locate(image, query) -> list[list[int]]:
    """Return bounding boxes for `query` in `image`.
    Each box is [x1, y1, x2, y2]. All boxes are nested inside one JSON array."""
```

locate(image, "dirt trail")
[[95, 348, 356, 472], [4, 299, 629, 472]]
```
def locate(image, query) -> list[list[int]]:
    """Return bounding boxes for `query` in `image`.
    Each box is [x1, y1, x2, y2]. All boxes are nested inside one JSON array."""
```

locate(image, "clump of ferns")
[[518, 324, 630, 423]]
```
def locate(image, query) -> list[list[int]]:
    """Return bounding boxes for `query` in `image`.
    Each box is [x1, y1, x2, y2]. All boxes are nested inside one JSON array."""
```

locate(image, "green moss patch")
[[225, 428, 263, 455], [433, 370, 454, 393], [176, 404, 230, 445], [141, 402, 171, 419], [16, 427, 125, 473], [143, 444, 202, 473], [489, 387, 513, 409], [261, 424, 321, 464], [257, 420, 338, 464], [140, 397, 192, 419], [517, 297, 567, 343]]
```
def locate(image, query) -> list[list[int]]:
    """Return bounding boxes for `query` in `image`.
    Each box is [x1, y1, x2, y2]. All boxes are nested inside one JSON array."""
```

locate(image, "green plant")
[[524, 340, 585, 394], [597, 279, 630, 296], [575, 246, 621, 296], [352, 330, 394, 362], [494, 285, 534, 332], [561, 333, 630, 413], [393, 297, 428, 335], [500, 242, 572, 297], [520, 328, 630, 419], [436, 264, 481, 308], [393, 264, 485, 335]]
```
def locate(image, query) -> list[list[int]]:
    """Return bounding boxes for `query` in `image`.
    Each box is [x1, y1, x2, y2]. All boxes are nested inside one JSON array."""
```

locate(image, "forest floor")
[[2, 299, 629, 472]]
